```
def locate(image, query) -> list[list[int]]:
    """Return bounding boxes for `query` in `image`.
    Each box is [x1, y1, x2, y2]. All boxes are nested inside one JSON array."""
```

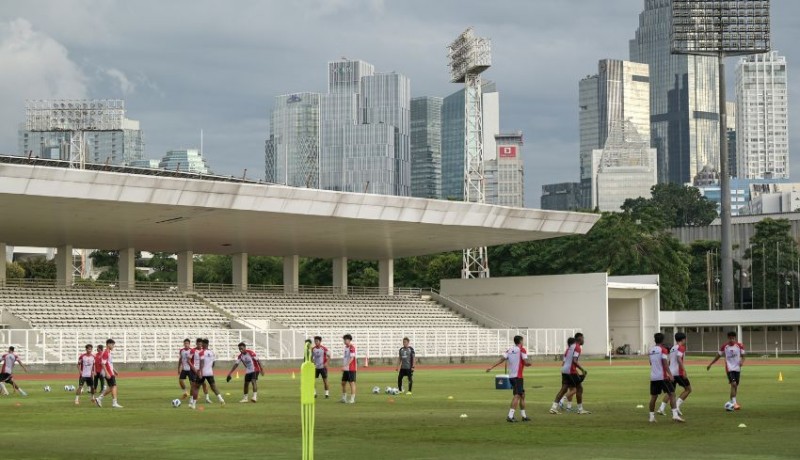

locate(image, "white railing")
[[0, 328, 580, 365]]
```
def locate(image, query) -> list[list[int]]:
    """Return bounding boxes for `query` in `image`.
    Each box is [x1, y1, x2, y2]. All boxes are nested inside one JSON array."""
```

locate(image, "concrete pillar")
[[55, 244, 73, 287], [379, 259, 394, 295], [737, 324, 743, 343], [283, 255, 299, 294], [0, 243, 6, 286], [118, 248, 136, 290], [232, 253, 248, 292], [177, 251, 194, 292], [332, 257, 348, 294]]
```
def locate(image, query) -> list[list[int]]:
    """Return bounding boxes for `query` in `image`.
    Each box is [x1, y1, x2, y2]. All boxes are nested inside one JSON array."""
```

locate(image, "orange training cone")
[[364, 355, 369, 368]]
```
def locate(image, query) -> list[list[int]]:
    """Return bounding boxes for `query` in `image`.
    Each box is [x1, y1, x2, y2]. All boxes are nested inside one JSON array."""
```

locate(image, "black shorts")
[[195, 376, 206, 385], [509, 377, 525, 396], [341, 371, 356, 383], [673, 376, 691, 388], [315, 368, 328, 379], [650, 380, 674, 396], [204, 376, 216, 385], [105, 376, 117, 387], [179, 370, 192, 380], [561, 373, 582, 388], [398, 368, 413, 379], [727, 371, 741, 384], [78, 376, 94, 388], [244, 372, 259, 383], [93, 373, 104, 387], [0, 373, 13, 384]]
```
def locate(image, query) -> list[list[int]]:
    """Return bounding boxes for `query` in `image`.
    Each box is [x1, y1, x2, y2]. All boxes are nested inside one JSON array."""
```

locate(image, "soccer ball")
[[372, 386, 381, 394], [389, 387, 400, 395], [64, 385, 75, 392], [385, 386, 392, 394], [43, 386, 51, 392], [172, 399, 182, 408], [724, 401, 735, 411]]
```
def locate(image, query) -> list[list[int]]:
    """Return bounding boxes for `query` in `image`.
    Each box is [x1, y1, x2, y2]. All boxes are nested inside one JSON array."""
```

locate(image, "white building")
[[485, 132, 524, 207], [736, 51, 790, 180]]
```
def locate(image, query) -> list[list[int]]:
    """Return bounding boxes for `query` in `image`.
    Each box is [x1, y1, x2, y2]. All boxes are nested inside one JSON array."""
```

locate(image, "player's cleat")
[[95, 397, 103, 407], [219, 399, 225, 405], [577, 409, 592, 415], [239, 397, 249, 403], [251, 397, 258, 403], [521, 417, 531, 422], [112, 402, 124, 409], [406, 392, 412, 396], [672, 415, 685, 423], [74, 400, 80, 405], [205, 396, 212, 404], [733, 403, 741, 410], [649, 419, 657, 423], [548, 408, 561, 415], [656, 410, 667, 416], [324, 395, 329, 399], [506, 417, 517, 423], [677, 409, 683, 417]]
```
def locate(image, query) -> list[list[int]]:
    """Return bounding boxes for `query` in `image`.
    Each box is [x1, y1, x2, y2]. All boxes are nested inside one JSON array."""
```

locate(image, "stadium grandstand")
[[0, 156, 598, 365]]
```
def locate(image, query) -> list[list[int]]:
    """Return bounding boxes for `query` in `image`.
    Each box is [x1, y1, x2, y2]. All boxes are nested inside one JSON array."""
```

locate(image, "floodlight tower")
[[671, 0, 771, 310], [448, 28, 492, 279]]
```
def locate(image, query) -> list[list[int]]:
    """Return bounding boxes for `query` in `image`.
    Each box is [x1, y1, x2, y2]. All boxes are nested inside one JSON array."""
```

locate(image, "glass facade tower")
[[265, 92, 321, 187], [410, 97, 443, 198], [735, 51, 789, 180], [630, 0, 720, 185], [158, 149, 211, 174]]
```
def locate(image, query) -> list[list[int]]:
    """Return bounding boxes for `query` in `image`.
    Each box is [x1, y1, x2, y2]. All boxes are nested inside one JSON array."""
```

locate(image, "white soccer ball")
[[172, 399, 182, 408], [385, 386, 392, 394], [391, 388, 400, 395], [64, 385, 75, 392], [724, 401, 735, 411], [372, 386, 381, 394], [43, 385, 51, 392]]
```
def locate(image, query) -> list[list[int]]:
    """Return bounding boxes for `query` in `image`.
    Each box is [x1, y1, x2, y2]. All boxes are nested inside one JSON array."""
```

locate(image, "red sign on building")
[[498, 145, 517, 158]]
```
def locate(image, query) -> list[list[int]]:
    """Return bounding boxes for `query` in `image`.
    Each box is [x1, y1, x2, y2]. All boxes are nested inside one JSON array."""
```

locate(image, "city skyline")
[[0, 1, 798, 206]]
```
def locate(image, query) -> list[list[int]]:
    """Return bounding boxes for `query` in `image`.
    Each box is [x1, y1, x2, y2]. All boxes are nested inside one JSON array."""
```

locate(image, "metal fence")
[[0, 328, 580, 365]]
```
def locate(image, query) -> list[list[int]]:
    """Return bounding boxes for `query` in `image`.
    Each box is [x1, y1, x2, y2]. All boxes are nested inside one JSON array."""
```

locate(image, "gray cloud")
[[0, 1, 798, 206]]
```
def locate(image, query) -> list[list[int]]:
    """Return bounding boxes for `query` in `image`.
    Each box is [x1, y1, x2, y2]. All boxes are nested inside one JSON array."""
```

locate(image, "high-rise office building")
[[265, 92, 321, 187], [735, 51, 789, 180], [18, 117, 145, 166], [158, 149, 211, 174], [440, 81, 499, 201], [579, 59, 650, 208], [485, 132, 524, 207], [541, 182, 582, 211], [410, 97, 443, 198], [630, 0, 719, 185]]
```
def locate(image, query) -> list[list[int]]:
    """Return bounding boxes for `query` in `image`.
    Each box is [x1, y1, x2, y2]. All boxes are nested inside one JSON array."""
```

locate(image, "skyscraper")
[[579, 59, 650, 208], [158, 149, 211, 174], [440, 81, 499, 201], [630, 0, 719, 185], [735, 51, 789, 180], [265, 92, 321, 187], [485, 132, 524, 207], [410, 97, 443, 199]]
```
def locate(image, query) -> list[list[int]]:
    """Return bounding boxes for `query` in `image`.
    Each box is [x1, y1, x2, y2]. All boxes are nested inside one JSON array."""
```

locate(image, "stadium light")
[[671, 0, 771, 310]]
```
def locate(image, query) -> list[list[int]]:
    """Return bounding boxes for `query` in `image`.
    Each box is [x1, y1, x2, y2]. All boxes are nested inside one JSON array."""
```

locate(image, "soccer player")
[[198, 338, 225, 405], [396, 337, 415, 395], [340, 334, 357, 404], [486, 335, 531, 422], [659, 332, 691, 416], [93, 344, 105, 398], [648, 333, 683, 423], [0, 346, 28, 396], [188, 337, 208, 409], [311, 336, 331, 399], [75, 344, 95, 405], [178, 338, 194, 400], [226, 342, 264, 403], [707, 330, 745, 410], [550, 333, 590, 415], [95, 339, 123, 408]]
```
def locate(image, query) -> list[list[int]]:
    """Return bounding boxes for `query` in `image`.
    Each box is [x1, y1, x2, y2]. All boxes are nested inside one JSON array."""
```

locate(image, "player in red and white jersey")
[[92, 344, 105, 398], [486, 335, 531, 422], [226, 342, 264, 403], [648, 333, 683, 423], [659, 332, 691, 416], [340, 334, 357, 404], [187, 337, 208, 409], [0, 346, 28, 397], [75, 344, 95, 405], [550, 333, 590, 415], [311, 336, 331, 399], [177, 338, 193, 400], [95, 339, 122, 408], [707, 330, 746, 410], [197, 338, 225, 406]]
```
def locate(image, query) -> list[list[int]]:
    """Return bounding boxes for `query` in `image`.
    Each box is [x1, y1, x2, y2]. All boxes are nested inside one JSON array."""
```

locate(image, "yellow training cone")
[[235, 372, 240, 380], [779, 372, 783, 382], [292, 372, 297, 380]]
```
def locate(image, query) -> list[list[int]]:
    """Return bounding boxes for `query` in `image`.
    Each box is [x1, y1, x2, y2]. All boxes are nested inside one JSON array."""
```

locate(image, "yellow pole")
[[301, 340, 315, 460]]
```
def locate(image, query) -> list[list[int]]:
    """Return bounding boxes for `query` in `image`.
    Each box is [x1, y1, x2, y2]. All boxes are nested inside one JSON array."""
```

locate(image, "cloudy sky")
[[1, 0, 798, 205]]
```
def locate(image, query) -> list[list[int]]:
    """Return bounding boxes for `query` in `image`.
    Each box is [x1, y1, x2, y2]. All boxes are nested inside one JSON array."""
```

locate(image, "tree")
[[194, 255, 233, 284], [147, 252, 178, 283], [745, 218, 799, 309], [5, 261, 25, 279], [248, 256, 283, 285], [621, 183, 717, 228], [686, 240, 721, 310], [18, 257, 57, 279]]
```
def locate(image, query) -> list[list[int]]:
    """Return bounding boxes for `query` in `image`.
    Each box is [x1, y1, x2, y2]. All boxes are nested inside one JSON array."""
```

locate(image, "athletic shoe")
[[548, 408, 561, 415], [95, 397, 103, 407], [205, 396, 212, 404], [112, 402, 124, 409], [406, 392, 412, 396], [188, 402, 196, 410], [74, 400, 80, 405], [521, 417, 531, 422], [656, 410, 667, 416], [314, 394, 318, 399], [649, 419, 657, 423], [324, 395, 329, 399], [677, 409, 683, 417], [219, 399, 225, 405], [577, 409, 592, 415], [506, 417, 517, 423], [239, 397, 249, 403], [340, 397, 347, 403], [672, 415, 685, 423], [251, 397, 258, 403], [733, 403, 741, 410]]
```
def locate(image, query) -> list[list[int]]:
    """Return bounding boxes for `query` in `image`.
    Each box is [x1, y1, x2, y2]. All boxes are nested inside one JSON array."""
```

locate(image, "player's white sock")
[[112, 398, 118, 405], [349, 395, 355, 403], [649, 411, 655, 421], [18, 388, 27, 396], [671, 408, 679, 417], [252, 392, 258, 400], [560, 396, 567, 404], [578, 404, 584, 411], [0, 383, 8, 395], [731, 397, 737, 404], [566, 401, 573, 409], [520, 409, 527, 418], [550, 402, 558, 410], [658, 402, 667, 412], [325, 390, 329, 396], [75, 395, 80, 402], [508, 409, 515, 419], [677, 398, 684, 408], [217, 394, 224, 402]]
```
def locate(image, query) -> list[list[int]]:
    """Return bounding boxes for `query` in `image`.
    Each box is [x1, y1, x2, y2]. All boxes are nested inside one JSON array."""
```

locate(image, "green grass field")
[[1, 360, 799, 459]]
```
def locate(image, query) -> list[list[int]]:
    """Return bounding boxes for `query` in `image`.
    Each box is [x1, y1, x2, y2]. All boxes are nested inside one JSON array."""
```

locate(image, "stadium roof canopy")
[[0, 159, 599, 259]]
